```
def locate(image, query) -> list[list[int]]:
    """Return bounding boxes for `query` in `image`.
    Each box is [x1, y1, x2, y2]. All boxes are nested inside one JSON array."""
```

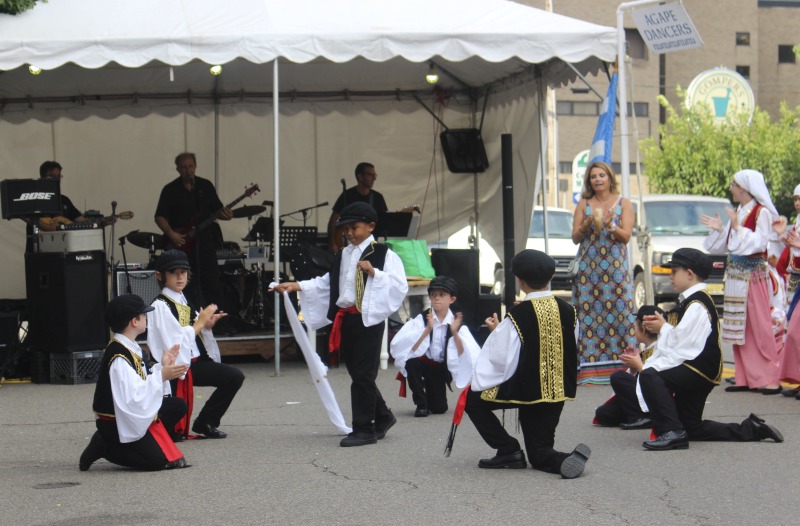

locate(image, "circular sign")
[[686, 67, 755, 124], [572, 149, 590, 204]]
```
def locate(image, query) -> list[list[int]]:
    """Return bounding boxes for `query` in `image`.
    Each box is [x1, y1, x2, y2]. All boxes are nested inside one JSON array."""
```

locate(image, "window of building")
[[778, 45, 797, 64], [559, 162, 573, 174], [611, 162, 639, 175], [735, 65, 751, 79], [735, 32, 750, 46], [628, 102, 649, 117], [573, 101, 599, 116], [624, 28, 647, 60]]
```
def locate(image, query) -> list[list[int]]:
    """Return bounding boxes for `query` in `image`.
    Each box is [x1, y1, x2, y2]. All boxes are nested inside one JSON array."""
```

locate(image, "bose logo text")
[[13, 192, 56, 201]]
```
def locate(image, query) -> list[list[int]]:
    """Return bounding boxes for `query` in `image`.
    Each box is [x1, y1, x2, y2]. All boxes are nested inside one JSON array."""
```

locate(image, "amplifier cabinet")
[[25, 251, 108, 352], [115, 270, 160, 306]]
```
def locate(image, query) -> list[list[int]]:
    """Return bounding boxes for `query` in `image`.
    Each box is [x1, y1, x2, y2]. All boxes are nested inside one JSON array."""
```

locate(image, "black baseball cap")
[[335, 202, 378, 227], [428, 276, 458, 296], [663, 248, 711, 280], [106, 294, 154, 328], [156, 249, 191, 273]]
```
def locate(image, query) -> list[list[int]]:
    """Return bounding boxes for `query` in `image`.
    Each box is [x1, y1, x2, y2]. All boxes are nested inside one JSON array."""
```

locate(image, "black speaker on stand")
[[25, 251, 108, 353], [430, 248, 480, 334], [440, 128, 489, 174]]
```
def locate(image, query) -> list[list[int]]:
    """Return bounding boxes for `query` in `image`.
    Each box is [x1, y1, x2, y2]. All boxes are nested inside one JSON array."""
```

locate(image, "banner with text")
[[631, 2, 703, 54]]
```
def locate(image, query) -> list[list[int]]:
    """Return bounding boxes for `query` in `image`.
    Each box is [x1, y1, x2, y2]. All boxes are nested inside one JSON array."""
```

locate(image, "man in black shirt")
[[154, 152, 232, 311], [327, 162, 388, 252], [25, 161, 89, 253]]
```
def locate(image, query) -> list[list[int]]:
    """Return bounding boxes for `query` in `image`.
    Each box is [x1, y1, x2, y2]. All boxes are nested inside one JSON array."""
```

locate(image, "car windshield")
[[528, 211, 573, 238], [642, 200, 731, 235]]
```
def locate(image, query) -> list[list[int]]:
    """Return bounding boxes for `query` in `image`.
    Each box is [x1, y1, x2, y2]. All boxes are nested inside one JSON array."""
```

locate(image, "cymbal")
[[232, 205, 266, 218], [126, 230, 161, 249]]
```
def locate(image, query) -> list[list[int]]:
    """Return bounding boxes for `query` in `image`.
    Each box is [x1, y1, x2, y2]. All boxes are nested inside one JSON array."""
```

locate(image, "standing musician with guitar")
[[327, 162, 388, 253], [155, 153, 234, 321], [24, 161, 124, 253]]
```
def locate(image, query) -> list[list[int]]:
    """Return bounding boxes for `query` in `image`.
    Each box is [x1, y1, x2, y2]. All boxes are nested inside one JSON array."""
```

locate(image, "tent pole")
[[273, 58, 281, 376]]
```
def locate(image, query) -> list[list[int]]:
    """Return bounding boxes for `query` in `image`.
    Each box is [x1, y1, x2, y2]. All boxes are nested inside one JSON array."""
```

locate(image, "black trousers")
[[187, 358, 245, 428], [341, 312, 391, 434], [639, 367, 759, 441], [465, 390, 569, 473], [405, 357, 449, 414], [94, 396, 188, 471], [594, 370, 649, 426]]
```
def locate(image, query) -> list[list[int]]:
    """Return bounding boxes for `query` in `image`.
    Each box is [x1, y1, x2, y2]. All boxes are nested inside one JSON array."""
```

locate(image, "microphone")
[[111, 200, 117, 213]]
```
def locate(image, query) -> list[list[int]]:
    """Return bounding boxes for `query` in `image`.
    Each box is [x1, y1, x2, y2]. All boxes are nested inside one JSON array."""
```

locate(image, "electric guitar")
[[40, 210, 134, 228], [165, 184, 260, 254]]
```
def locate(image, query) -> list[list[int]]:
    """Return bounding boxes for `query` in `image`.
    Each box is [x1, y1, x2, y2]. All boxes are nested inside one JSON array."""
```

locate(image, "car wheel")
[[633, 272, 647, 310]]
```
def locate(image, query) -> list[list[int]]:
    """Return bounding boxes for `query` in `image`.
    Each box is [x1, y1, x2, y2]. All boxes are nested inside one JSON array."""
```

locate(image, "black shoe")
[[759, 386, 782, 395], [478, 450, 527, 469], [165, 457, 191, 469], [414, 406, 430, 418], [620, 418, 653, 430], [79, 432, 106, 472], [191, 422, 227, 439], [749, 414, 784, 443], [171, 433, 185, 443], [643, 430, 689, 451], [781, 387, 800, 397], [796, 391, 800, 401], [340, 431, 378, 447], [724, 377, 736, 384], [375, 412, 397, 440], [560, 443, 591, 479], [725, 385, 753, 392]]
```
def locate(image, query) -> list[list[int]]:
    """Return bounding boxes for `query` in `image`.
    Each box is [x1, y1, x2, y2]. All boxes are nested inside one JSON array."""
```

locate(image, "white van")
[[631, 195, 731, 309], [447, 206, 576, 293]]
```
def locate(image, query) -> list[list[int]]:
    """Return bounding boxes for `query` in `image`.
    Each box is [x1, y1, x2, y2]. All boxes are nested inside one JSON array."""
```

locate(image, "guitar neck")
[[193, 191, 252, 233]]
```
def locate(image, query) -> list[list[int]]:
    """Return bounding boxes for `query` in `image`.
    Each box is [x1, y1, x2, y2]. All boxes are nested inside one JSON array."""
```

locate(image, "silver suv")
[[631, 195, 731, 310]]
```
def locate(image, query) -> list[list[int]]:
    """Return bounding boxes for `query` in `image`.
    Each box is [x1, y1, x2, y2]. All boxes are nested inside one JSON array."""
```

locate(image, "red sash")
[[328, 305, 360, 354], [148, 420, 183, 462], [395, 371, 407, 398], [173, 364, 195, 439], [738, 203, 767, 259]]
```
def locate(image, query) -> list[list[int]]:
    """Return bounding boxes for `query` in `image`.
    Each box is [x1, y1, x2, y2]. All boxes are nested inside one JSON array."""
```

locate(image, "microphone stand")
[[108, 201, 117, 295], [118, 235, 132, 296], [280, 201, 329, 228]]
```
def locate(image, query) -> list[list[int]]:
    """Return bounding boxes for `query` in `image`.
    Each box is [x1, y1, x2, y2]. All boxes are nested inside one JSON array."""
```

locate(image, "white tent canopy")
[[0, 0, 616, 303]]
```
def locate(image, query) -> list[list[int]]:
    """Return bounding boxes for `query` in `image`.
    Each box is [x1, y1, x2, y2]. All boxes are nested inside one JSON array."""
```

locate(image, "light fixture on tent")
[[28, 65, 42, 75], [425, 63, 439, 84], [210, 65, 223, 76]]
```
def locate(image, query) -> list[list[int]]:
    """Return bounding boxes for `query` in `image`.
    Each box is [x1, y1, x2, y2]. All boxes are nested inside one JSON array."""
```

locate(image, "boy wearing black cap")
[[390, 276, 480, 417], [79, 294, 190, 471], [272, 202, 408, 447], [594, 305, 664, 429], [147, 250, 245, 440], [634, 248, 783, 451], [464, 249, 590, 479]]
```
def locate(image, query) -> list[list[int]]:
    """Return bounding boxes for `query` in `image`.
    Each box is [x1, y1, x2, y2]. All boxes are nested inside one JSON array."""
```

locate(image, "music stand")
[[272, 226, 318, 276], [379, 212, 414, 238], [242, 217, 277, 243]]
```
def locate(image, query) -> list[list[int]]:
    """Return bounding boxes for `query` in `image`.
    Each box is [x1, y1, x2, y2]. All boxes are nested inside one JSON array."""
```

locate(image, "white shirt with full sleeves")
[[108, 334, 169, 443], [390, 309, 481, 389], [471, 290, 580, 392], [704, 199, 771, 256], [636, 283, 713, 412], [146, 287, 221, 367], [298, 235, 408, 330]]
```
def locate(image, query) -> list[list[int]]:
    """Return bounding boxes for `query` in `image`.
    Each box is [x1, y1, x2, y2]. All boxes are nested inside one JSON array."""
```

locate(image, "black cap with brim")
[[662, 247, 711, 280], [106, 294, 155, 328], [428, 276, 458, 296], [335, 202, 378, 227], [156, 249, 191, 274], [512, 249, 556, 285]]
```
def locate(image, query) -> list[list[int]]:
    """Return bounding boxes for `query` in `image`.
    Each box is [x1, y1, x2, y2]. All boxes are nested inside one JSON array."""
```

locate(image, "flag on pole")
[[588, 72, 618, 164]]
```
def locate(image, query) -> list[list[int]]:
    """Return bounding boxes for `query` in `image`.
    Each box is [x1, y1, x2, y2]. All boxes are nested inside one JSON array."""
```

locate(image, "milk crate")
[[50, 350, 103, 385]]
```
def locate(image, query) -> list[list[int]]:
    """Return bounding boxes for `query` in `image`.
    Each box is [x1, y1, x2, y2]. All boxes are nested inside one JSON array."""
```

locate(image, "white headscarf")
[[733, 169, 778, 217], [793, 184, 800, 197]]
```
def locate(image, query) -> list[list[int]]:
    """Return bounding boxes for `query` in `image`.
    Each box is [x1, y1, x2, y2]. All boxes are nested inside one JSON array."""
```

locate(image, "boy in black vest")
[[272, 202, 408, 447], [633, 248, 784, 451], [594, 305, 663, 429], [390, 276, 480, 416], [465, 249, 590, 478], [79, 294, 189, 471]]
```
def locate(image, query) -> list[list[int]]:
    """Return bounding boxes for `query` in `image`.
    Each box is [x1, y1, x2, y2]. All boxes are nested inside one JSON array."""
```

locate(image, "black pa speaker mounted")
[[440, 128, 489, 174]]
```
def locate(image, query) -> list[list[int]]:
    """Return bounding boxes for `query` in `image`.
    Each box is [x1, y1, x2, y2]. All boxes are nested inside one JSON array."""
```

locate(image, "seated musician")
[[327, 162, 388, 253], [154, 152, 232, 316]]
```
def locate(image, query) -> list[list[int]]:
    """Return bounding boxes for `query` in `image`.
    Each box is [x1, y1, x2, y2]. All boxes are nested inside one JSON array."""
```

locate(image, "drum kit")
[[121, 200, 287, 330]]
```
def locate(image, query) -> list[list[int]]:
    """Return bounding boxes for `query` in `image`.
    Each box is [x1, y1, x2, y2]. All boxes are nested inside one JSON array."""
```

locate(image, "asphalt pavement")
[[1, 352, 798, 526]]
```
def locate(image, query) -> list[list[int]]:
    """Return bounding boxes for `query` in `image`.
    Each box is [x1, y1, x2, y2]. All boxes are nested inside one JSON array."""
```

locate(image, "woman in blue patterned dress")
[[571, 162, 636, 384]]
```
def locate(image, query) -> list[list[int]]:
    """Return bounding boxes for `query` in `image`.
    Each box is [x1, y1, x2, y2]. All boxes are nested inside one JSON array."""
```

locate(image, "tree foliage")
[[0, 0, 41, 15], [641, 89, 800, 218]]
